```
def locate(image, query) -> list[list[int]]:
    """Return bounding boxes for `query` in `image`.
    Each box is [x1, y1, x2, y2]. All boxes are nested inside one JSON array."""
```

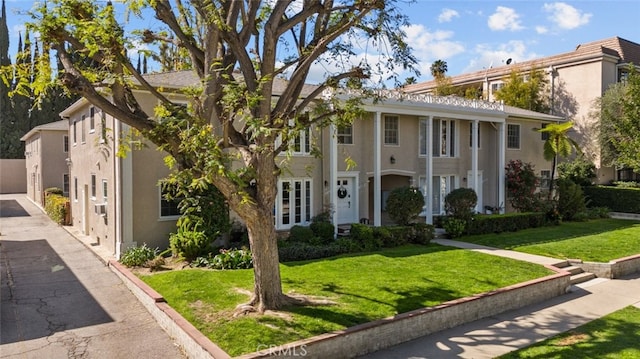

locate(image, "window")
[[419, 175, 457, 215], [490, 82, 504, 95], [74, 177, 78, 201], [276, 178, 312, 229], [100, 111, 107, 143], [432, 118, 456, 157], [91, 174, 96, 199], [160, 188, 181, 218], [469, 122, 480, 148], [63, 135, 69, 153], [540, 123, 549, 141], [63, 174, 70, 197], [81, 115, 86, 144], [507, 124, 520, 149], [102, 180, 108, 203], [337, 124, 353, 144], [293, 127, 311, 155], [89, 107, 95, 133], [540, 170, 551, 189], [384, 116, 398, 145], [73, 120, 77, 144]]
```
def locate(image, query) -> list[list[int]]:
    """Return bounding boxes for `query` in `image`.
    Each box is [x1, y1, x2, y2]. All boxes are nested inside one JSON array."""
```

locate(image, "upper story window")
[[63, 174, 70, 197], [337, 124, 353, 144], [81, 115, 86, 144], [63, 135, 69, 153], [433, 118, 456, 157], [384, 116, 399, 145], [507, 124, 520, 149], [90, 174, 97, 199], [102, 179, 108, 203], [540, 123, 549, 141], [74, 177, 78, 201], [469, 122, 480, 148], [293, 127, 311, 155], [73, 120, 77, 145], [89, 107, 95, 133], [540, 170, 551, 190]]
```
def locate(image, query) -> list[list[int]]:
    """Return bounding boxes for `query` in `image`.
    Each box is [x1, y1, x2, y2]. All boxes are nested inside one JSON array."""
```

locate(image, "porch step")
[[337, 225, 351, 237], [563, 265, 585, 276], [570, 272, 597, 285]]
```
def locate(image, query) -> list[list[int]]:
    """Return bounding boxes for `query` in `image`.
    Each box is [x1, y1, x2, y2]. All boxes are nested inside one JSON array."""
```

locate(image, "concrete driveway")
[[0, 194, 186, 358]]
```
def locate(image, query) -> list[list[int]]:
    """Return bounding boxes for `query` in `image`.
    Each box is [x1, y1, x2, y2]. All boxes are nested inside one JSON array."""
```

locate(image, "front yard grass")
[[140, 244, 553, 356], [499, 306, 640, 358], [458, 219, 640, 262]]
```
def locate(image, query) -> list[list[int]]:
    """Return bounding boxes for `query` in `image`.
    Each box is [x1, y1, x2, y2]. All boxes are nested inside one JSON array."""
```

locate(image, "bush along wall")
[[583, 186, 640, 214], [44, 193, 70, 225]]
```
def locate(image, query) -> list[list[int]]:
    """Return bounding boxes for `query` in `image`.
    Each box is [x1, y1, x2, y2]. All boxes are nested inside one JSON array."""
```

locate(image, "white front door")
[[467, 170, 483, 213], [336, 177, 357, 224]]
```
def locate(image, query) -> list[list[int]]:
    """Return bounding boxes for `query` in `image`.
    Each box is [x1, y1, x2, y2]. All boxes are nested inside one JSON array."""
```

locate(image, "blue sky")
[[4, 0, 639, 83]]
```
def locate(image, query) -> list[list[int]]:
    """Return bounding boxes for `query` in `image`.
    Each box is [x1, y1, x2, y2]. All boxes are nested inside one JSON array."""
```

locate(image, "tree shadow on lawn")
[[463, 219, 640, 249]]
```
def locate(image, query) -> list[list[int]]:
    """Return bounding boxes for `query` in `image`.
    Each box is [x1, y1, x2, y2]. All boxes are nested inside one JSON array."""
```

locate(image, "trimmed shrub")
[[288, 225, 315, 243], [350, 223, 382, 251], [44, 194, 69, 225], [310, 221, 335, 244], [443, 217, 466, 238], [278, 242, 345, 262], [586, 206, 611, 219], [407, 223, 435, 244], [44, 187, 64, 196], [385, 186, 425, 225], [557, 179, 586, 221], [444, 188, 477, 222], [120, 243, 159, 267], [583, 186, 640, 213], [466, 213, 549, 235]]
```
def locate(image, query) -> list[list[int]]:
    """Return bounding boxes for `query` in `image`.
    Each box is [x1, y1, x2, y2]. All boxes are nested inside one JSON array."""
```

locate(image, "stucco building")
[[403, 36, 640, 184], [20, 120, 69, 206], [55, 70, 563, 258]]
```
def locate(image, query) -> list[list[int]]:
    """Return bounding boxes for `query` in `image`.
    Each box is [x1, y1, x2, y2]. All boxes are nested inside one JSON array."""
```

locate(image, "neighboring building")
[[403, 36, 640, 183], [20, 120, 69, 206], [58, 71, 562, 257]]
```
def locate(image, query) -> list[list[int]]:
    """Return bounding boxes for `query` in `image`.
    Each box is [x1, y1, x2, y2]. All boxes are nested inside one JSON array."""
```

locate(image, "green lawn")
[[499, 306, 640, 358], [140, 244, 553, 356], [458, 219, 640, 262]]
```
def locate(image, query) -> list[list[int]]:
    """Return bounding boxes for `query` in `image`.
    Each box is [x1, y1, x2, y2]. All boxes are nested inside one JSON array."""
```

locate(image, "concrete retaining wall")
[[577, 254, 640, 279], [0, 159, 26, 194]]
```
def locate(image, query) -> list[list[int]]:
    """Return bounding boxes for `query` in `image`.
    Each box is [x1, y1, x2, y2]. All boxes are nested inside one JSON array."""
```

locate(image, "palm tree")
[[430, 59, 448, 80], [538, 121, 581, 197]]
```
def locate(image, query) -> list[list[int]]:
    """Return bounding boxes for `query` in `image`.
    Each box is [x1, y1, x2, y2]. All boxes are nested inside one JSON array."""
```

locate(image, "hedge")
[[583, 186, 640, 214], [44, 194, 69, 225], [466, 212, 549, 235]]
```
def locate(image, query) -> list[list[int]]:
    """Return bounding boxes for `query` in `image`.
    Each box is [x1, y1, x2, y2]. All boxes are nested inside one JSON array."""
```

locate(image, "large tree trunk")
[[244, 205, 287, 312]]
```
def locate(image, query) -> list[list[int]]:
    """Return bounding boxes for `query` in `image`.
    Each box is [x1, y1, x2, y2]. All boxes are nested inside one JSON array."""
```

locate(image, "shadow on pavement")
[[1, 239, 113, 344], [0, 200, 30, 218]]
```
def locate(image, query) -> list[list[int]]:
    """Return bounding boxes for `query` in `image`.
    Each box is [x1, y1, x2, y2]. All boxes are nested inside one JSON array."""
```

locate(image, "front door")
[[336, 177, 357, 224]]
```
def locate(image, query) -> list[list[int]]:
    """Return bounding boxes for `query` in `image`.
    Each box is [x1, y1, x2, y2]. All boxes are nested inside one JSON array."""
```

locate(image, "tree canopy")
[[9, 0, 418, 312], [494, 66, 549, 113]]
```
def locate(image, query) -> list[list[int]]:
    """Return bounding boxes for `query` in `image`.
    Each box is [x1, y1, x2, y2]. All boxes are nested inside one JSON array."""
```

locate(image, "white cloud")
[[438, 9, 459, 23], [488, 6, 524, 31], [463, 40, 540, 73], [535, 26, 548, 34], [543, 2, 592, 29], [403, 24, 465, 77]]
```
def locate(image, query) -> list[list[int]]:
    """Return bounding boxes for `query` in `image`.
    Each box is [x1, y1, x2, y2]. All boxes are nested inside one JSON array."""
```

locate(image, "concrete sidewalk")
[[0, 194, 186, 359], [363, 239, 640, 358]]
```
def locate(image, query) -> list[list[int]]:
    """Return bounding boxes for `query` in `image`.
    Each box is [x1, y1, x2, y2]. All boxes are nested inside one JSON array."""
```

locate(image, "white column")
[[498, 122, 506, 213], [426, 116, 433, 224], [472, 119, 479, 212], [329, 122, 338, 237], [373, 112, 382, 226]]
